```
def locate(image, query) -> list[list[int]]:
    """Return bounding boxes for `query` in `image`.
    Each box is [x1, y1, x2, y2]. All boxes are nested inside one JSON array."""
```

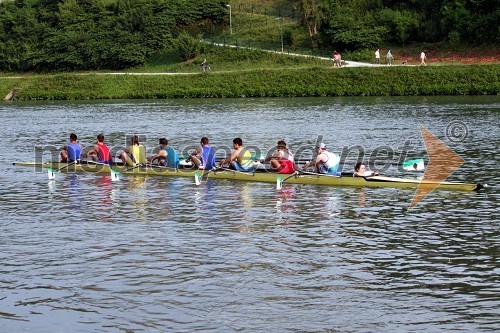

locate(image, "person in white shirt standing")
[[375, 49, 380, 65], [420, 51, 427, 66]]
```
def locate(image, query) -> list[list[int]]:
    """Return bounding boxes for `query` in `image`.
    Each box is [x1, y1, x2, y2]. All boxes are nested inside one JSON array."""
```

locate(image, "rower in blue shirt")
[[60, 133, 82, 163], [189, 136, 216, 170], [148, 138, 179, 168]]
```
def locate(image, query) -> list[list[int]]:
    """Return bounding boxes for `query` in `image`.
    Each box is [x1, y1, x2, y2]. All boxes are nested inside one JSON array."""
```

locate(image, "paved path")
[[208, 41, 377, 68], [1, 44, 384, 79]]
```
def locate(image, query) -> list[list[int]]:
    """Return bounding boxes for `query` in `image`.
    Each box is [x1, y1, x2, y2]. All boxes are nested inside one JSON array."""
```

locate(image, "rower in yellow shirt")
[[119, 135, 147, 166], [218, 137, 256, 172]]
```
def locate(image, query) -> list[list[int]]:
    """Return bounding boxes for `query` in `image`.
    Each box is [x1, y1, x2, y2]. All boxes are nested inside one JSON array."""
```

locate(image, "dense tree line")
[[293, 0, 499, 49], [0, 0, 227, 71], [1, 0, 497, 72]]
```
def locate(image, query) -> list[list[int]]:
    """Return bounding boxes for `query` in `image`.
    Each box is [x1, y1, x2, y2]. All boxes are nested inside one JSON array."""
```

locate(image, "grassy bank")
[[1, 64, 498, 100]]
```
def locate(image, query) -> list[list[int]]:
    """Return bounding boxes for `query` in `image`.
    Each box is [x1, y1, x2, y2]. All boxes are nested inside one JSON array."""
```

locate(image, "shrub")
[[175, 32, 202, 61]]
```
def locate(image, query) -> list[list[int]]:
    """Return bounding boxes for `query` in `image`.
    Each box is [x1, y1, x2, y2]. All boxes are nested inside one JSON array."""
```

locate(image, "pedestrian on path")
[[333, 51, 341, 68], [375, 49, 380, 65], [420, 51, 427, 66], [387, 50, 393, 65]]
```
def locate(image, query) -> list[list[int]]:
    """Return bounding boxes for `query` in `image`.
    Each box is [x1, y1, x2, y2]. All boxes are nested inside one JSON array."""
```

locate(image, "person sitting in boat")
[[82, 133, 113, 165], [263, 140, 296, 174], [119, 135, 146, 167], [353, 162, 378, 177], [302, 142, 341, 175], [60, 133, 82, 163], [147, 138, 179, 168], [188, 136, 216, 170], [218, 137, 256, 172]]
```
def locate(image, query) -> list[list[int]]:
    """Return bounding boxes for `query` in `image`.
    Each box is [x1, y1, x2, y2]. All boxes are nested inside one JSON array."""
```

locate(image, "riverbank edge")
[[1, 65, 498, 100]]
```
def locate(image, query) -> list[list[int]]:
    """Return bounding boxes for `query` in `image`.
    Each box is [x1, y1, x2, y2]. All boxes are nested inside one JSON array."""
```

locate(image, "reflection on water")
[[275, 186, 297, 226], [0, 97, 498, 332]]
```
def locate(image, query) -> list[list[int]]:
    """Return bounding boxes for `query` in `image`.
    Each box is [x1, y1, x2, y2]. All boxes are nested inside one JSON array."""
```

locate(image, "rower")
[[119, 135, 146, 166], [218, 137, 256, 172], [60, 133, 82, 163], [188, 136, 216, 170], [147, 138, 179, 168], [82, 133, 113, 164], [302, 142, 341, 175], [353, 162, 378, 177], [262, 140, 296, 174]]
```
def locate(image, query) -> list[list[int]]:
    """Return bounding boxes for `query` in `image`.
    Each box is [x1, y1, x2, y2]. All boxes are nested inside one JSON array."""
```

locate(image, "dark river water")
[[0, 96, 498, 332]]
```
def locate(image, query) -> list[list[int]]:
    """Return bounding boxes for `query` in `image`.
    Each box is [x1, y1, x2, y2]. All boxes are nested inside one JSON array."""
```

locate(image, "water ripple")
[[0, 97, 498, 332]]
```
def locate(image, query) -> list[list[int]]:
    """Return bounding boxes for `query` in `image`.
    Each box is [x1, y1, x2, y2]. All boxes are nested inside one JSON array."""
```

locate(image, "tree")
[[319, 4, 387, 50], [294, 0, 321, 46], [175, 32, 201, 61], [377, 8, 418, 45], [283, 28, 295, 47]]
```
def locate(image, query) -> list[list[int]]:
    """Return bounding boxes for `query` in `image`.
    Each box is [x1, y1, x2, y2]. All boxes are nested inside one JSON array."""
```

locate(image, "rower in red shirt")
[[83, 134, 113, 164], [263, 140, 296, 174]]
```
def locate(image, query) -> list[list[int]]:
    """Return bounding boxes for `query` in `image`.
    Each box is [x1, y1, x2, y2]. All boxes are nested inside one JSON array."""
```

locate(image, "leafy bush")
[[3, 64, 498, 100], [175, 32, 202, 61], [0, 0, 226, 71], [283, 28, 294, 47]]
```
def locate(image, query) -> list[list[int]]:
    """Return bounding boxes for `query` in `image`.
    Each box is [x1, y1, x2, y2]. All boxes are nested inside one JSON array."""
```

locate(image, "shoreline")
[[1, 65, 498, 101]]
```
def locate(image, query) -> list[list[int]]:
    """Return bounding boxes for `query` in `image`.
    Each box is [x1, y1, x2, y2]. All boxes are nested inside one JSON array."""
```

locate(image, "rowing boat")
[[13, 161, 486, 191]]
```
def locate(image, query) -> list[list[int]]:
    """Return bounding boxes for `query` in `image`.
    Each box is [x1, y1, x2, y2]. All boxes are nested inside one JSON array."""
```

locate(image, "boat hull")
[[13, 162, 484, 191]]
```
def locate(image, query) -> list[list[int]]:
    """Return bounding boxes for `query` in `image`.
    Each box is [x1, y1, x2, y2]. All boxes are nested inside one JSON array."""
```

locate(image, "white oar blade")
[[47, 168, 56, 180], [110, 169, 120, 181], [276, 177, 283, 190], [403, 158, 425, 171], [194, 173, 201, 186]]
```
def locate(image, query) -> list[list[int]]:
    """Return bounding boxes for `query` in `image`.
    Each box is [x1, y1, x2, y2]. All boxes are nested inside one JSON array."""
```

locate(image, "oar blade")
[[47, 168, 56, 180], [403, 158, 425, 171], [110, 169, 120, 181], [194, 172, 201, 185], [276, 176, 283, 190]]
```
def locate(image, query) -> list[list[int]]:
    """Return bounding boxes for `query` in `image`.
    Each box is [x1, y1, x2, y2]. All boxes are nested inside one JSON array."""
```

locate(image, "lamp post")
[[226, 4, 232, 35], [276, 17, 283, 52]]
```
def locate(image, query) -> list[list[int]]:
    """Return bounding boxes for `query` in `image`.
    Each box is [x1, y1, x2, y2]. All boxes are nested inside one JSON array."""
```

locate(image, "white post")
[[280, 17, 284, 52], [226, 5, 232, 35], [276, 17, 283, 52]]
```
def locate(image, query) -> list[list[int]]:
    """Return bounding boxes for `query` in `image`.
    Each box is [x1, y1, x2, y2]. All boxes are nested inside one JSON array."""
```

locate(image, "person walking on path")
[[375, 49, 380, 65], [333, 51, 341, 68], [420, 51, 427, 66], [387, 50, 393, 65]]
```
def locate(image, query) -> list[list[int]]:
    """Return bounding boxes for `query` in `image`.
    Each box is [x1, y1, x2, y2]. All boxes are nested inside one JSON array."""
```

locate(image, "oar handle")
[[55, 160, 78, 171]]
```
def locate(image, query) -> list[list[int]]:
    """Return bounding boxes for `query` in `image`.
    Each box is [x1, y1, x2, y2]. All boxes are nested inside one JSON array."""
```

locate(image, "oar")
[[110, 169, 120, 181], [276, 167, 345, 189], [194, 172, 202, 185], [47, 160, 78, 180], [277, 171, 298, 190], [403, 158, 425, 172], [109, 163, 146, 181], [194, 166, 226, 185]]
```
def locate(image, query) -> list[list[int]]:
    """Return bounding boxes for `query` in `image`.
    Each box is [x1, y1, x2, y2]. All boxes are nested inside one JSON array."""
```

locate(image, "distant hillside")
[[216, 0, 498, 62]]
